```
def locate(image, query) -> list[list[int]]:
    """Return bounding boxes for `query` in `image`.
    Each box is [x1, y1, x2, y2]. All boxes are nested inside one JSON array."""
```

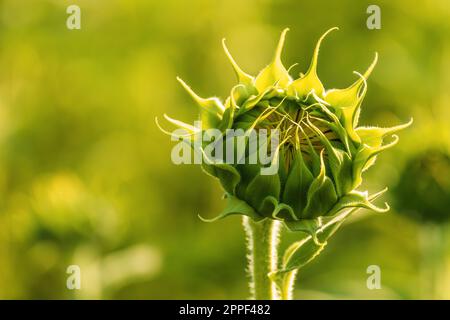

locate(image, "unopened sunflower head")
[[158, 28, 412, 237]]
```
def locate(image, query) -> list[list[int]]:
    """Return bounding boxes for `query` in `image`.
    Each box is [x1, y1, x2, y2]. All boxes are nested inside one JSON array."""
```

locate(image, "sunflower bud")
[[158, 28, 412, 238]]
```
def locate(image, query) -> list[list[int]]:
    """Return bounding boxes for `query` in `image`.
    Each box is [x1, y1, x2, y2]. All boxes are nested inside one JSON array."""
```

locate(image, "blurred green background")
[[0, 0, 449, 299]]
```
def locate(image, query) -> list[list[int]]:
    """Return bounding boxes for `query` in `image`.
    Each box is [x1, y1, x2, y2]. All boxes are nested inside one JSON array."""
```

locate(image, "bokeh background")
[[0, 0, 449, 299]]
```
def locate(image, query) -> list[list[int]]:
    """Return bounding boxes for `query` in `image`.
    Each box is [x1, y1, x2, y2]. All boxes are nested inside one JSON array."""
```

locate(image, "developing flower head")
[[158, 28, 412, 238]]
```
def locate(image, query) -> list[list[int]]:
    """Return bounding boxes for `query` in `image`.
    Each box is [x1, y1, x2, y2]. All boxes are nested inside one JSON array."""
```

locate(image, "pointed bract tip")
[[362, 52, 379, 79], [405, 117, 414, 127], [386, 117, 413, 134], [319, 27, 339, 40], [274, 28, 290, 62], [222, 38, 254, 84], [374, 51, 379, 61], [176, 76, 190, 91], [221, 38, 228, 50], [287, 63, 299, 74], [306, 27, 338, 76], [176, 76, 206, 103], [370, 187, 389, 200], [387, 118, 414, 136], [318, 27, 339, 45]]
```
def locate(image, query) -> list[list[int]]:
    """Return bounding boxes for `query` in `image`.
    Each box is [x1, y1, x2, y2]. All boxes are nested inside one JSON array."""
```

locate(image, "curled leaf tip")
[[344, 53, 378, 94], [353, 70, 367, 84], [154, 116, 162, 130], [312, 233, 326, 246], [163, 113, 199, 132], [155, 116, 173, 136], [155, 115, 195, 138], [386, 134, 400, 147], [175, 76, 184, 84], [198, 213, 217, 223], [372, 202, 390, 213], [309, 27, 338, 73], [351, 71, 368, 100]]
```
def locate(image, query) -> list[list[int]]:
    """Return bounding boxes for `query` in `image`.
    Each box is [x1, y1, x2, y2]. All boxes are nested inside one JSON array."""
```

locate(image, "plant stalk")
[[243, 216, 281, 300], [281, 270, 298, 300]]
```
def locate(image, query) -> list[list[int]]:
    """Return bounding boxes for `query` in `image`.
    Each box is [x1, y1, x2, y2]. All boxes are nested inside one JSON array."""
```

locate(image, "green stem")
[[243, 217, 280, 300], [281, 270, 298, 300]]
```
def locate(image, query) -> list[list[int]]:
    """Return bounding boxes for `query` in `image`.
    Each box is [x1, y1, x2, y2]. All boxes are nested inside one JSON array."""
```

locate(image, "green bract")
[[160, 28, 412, 240]]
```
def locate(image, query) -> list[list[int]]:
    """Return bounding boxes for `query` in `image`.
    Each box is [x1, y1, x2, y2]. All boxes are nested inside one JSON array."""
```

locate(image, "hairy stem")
[[243, 216, 281, 300], [281, 270, 298, 300]]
